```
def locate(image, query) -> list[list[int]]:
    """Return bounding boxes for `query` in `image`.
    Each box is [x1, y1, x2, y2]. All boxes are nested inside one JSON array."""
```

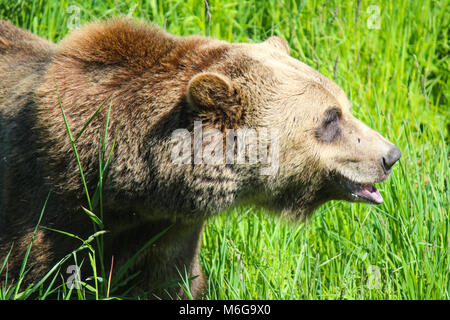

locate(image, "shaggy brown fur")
[[0, 18, 400, 299]]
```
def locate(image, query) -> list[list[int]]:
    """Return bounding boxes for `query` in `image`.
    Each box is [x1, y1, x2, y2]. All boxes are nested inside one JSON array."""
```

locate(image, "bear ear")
[[264, 36, 290, 55], [187, 72, 236, 112]]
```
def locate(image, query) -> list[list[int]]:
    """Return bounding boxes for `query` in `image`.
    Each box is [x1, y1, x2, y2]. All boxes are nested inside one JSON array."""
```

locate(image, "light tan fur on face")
[[229, 38, 399, 215]]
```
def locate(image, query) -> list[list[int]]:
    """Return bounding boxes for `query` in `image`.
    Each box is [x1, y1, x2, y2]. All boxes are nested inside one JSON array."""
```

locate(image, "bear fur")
[[0, 18, 400, 299]]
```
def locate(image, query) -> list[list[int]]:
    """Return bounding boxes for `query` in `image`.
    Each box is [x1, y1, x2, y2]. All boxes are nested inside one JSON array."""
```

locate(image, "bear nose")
[[381, 146, 401, 173]]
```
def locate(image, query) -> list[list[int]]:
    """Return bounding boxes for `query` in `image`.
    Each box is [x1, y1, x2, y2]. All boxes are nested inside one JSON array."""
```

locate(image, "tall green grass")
[[0, 0, 448, 299]]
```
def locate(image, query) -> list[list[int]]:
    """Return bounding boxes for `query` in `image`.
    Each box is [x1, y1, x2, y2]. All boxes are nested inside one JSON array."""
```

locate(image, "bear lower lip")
[[339, 179, 383, 204]]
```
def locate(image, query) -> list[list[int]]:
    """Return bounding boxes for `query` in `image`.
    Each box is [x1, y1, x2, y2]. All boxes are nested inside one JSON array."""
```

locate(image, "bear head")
[[184, 35, 401, 219]]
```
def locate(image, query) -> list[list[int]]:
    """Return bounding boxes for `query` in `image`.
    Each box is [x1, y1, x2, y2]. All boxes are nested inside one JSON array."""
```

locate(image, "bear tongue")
[[354, 184, 383, 204]]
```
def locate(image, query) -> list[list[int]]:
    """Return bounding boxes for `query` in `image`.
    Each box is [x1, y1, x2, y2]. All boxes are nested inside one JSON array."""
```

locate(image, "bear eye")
[[315, 107, 341, 143], [323, 107, 341, 125]]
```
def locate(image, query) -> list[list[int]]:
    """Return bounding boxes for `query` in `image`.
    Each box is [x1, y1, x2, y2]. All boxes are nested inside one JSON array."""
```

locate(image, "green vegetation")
[[0, 0, 448, 299]]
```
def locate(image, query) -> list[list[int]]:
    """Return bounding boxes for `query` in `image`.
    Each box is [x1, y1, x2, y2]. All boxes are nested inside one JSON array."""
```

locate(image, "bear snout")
[[380, 145, 401, 174]]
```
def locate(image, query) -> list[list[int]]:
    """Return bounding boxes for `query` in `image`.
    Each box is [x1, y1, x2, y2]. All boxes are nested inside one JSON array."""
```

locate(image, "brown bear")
[[0, 18, 401, 299]]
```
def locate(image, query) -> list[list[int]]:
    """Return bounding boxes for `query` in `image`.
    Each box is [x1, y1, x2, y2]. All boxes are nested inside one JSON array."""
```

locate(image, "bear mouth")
[[339, 177, 383, 204]]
